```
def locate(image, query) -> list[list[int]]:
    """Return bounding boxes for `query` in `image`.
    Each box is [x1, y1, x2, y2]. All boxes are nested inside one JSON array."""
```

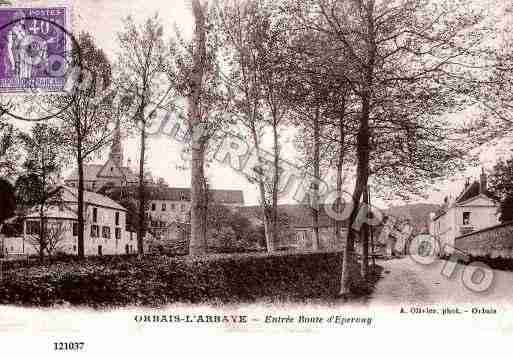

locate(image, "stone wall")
[[455, 221, 513, 258]]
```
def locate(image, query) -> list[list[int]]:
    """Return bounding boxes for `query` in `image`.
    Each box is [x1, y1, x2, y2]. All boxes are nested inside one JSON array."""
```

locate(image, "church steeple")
[[109, 117, 123, 167]]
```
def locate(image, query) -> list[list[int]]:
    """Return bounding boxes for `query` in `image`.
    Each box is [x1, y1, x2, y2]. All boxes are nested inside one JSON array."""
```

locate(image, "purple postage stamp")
[[0, 6, 72, 93]]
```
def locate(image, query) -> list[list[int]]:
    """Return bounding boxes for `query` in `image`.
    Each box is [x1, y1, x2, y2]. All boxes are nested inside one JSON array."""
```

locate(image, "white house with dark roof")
[[1, 186, 139, 257], [429, 170, 499, 256]]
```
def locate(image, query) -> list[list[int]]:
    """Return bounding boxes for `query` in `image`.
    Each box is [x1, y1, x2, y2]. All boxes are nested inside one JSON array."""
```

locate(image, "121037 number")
[[54, 342, 85, 351]]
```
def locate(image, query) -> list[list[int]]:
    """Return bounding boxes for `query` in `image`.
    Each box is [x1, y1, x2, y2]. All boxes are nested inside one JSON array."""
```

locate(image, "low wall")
[[455, 221, 513, 259]]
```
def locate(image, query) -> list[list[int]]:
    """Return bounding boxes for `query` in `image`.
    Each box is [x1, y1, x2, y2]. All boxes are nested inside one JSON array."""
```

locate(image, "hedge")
[[0, 250, 361, 307]]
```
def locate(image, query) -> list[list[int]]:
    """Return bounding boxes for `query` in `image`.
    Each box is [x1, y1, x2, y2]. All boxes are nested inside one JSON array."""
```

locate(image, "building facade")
[[429, 171, 499, 256], [146, 186, 244, 243], [1, 186, 139, 257], [63, 117, 245, 252]]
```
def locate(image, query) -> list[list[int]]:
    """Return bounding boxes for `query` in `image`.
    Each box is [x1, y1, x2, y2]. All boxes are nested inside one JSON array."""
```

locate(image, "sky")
[[7, 0, 512, 208]]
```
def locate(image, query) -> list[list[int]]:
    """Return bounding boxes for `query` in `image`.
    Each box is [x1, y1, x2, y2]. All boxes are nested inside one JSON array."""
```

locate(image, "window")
[[72, 222, 78, 236], [73, 245, 77, 252], [162, 203, 166, 211], [463, 212, 471, 225], [170, 203, 176, 211], [91, 224, 99, 238], [115, 228, 121, 240], [115, 212, 120, 226], [26, 220, 40, 235], [92, 208, 98, 223], [180, 204, 186, 212], [102, 226, 111, 239], [151, 203, 156, 211]]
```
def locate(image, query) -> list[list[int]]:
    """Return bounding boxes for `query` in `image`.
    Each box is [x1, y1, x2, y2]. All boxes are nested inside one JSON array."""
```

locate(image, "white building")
[[1, 186, 139, 257], [429, 171, 499, 256], [146, 186, 244, 243]]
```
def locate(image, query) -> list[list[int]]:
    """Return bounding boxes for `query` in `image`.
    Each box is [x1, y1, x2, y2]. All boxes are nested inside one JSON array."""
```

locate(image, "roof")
[[61, 186, 127, 211], [238, 204, 349, 228], [65, 164, 138, 182], [24, 205, 78, 220], [455, 181, 495, 204], [432, 179, 497, 221], [66, 164, 103, 182], [145, 186, 244, 204], [119, 166, 138, 182]]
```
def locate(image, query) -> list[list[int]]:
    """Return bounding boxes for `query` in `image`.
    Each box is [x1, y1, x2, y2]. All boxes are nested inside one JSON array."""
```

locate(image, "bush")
[[0, 251, 347, 307]]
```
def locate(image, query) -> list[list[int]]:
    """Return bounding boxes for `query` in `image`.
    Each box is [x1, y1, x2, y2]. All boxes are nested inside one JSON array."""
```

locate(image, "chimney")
[[480, 168, 487, 194]]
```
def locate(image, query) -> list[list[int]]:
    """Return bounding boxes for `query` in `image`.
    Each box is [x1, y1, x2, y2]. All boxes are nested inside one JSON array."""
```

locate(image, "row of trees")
[[1, 0, 512, 294], [185, 0, 506, 294]]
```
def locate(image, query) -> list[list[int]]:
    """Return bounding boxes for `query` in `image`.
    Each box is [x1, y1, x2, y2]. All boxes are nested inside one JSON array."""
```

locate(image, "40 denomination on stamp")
[[0, 5, 73, 93]]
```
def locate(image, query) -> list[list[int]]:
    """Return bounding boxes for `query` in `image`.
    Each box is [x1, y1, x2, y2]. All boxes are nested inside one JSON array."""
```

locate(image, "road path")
[[368, 257, 513, 305]]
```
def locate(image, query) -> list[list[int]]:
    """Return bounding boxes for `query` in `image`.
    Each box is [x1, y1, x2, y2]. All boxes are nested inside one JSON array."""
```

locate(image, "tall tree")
[[289, 0, 487, 294], [47, 32, 115, 259], [117, 15, 170, 255], [170, 0, 228, 255], [218, 0, 295, 251], [286, 25, 358, 250]]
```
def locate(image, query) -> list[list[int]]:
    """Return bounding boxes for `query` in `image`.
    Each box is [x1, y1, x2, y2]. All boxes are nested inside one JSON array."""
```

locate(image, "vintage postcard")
[[0, 0, 512, 357]]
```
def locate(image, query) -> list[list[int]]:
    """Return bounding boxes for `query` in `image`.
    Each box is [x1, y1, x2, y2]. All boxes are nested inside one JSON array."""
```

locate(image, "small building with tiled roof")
[[146, 186, 244, 205], [429, 170, 500, 256]]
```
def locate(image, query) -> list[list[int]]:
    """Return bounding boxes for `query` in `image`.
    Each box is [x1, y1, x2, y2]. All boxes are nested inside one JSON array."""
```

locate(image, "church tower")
[[109, 117, 124, 167]]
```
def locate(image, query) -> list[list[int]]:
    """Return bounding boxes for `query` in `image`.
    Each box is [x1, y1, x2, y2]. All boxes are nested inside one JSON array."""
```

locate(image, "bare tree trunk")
[[334, 106, 346, 243], [270, 119, 280, 250], [311, 107, 320, 250], [369, 185, 375, 271], [340, 0, 375, 297], [361, 186, 369, 279], [340, 90, 371, 296], [38, 203, 45, 263], [249, 122, 273, 252], [188, 0, 208, 256], [77, 141, 85, 258], [137, 118, 146, 256], [39, 150, 46, 263], [190, 139, 208, 255]]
